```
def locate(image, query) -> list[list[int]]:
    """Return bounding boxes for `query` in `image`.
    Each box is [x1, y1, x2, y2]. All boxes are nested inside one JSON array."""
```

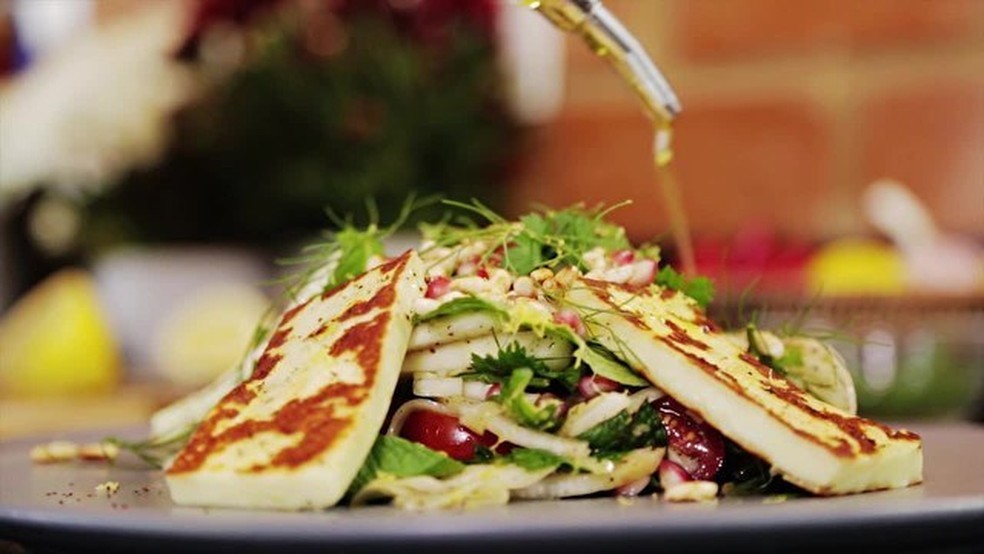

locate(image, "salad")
[[101, 202, 921, 511]]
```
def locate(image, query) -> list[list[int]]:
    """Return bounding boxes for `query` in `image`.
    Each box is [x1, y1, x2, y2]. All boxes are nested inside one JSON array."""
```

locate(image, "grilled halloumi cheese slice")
[[165, 251, 425, 510], [566, 278, 923, 495]]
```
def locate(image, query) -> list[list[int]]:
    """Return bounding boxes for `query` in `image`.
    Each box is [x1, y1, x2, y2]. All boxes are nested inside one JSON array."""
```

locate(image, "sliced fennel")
[[352, 464, 554, 510], [514, 447, 664, 500]]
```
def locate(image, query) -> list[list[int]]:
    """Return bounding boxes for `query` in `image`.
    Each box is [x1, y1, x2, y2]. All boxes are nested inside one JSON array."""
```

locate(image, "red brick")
[[507, 98, 832, 240], [677, 0, 980, 60], [860, 82, 984, 235]]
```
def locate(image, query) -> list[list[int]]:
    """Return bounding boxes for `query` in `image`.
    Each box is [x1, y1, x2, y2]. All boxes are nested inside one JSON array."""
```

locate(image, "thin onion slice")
[[558, 392, 632, 438], [627, 387, 664, 413], [413, 376, 465, 399], [456, 401, 592, 462], [409, 312, 501, 350]]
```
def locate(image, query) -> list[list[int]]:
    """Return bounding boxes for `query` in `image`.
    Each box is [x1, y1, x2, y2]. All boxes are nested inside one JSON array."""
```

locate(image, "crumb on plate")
[[30, 441, 79, 464], [663, 480, 719, 503], [95, 481, 120, 497]]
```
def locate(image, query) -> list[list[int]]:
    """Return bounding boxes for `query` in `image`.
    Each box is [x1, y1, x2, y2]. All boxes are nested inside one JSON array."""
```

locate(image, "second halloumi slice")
[[165, 251, 425, 510], [566, 277, 923, 495]]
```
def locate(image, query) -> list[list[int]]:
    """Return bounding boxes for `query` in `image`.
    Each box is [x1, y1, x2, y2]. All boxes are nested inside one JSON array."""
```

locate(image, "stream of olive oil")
[[528, 0, 696, 275]]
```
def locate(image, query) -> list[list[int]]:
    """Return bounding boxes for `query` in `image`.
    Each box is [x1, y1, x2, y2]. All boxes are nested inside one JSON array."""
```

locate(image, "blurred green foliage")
[[854, 340, 984, 419], [83, 3, 519, 251]]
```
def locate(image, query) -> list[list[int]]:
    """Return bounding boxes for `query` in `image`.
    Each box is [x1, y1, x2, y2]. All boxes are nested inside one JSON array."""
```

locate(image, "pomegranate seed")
[[658, 459, 692, 489], [476, 266, 490, 279], [425, 276, 452, 299], [553, 308, 586, 336], [627, 259, 657, 287], [611, 249, 636, 266], [616, 476, 651, 497], [577, 374, 622, 399]]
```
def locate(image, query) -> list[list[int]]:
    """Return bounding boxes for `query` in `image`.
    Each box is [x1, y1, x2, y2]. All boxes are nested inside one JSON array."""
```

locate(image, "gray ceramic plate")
[[1, 423, 982, 553]]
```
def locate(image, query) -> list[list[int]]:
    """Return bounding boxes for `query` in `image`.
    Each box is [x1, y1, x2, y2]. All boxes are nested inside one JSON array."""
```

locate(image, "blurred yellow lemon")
[[151, 283, 268, 388], [807, 239, 906, 296], [0, 269, 120, 396]]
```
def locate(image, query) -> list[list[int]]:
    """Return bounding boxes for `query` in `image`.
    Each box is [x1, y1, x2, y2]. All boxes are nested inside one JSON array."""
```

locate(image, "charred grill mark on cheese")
[[338, 276, 395, 321], [280, 299, 310, 327], [266, 325, 292, 350], [666, 320, 709, 351], [168, 407, 240, 474], [320, 275, 357, 302], [308, 323, 331, 339], [252, 353, 284, 381], [266, 382, 372, 469], [337, 254, 410, 323]]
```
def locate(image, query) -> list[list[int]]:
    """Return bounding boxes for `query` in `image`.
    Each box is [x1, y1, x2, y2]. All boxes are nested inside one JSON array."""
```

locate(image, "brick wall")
[[507, 0, 984, 241]]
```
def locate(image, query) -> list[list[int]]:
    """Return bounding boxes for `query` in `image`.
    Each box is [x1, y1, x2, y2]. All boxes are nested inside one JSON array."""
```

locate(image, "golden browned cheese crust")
[[167, 253, 414, 477]]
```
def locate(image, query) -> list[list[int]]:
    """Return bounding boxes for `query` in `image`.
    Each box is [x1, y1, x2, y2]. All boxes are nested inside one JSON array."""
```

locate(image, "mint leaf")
[[576, 403, 666, 458], [497, 368, 560, 431], [347, 435, 465, 496], [498, 448, 568, 472], [655, 266, 715, 308], [413, 295, 508, 324]]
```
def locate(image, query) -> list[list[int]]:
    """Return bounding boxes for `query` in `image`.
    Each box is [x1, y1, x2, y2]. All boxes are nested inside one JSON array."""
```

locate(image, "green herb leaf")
[[467, 341, 580, 391], [576, 403, 666, 458], [655, 266, 715, 308], [498, 448, 568, 472], [413, 295, 508, 324], [497, 368, 560, 431], [331, 227, 385, 286], [437, 201, 632, 276], [580, 342, 649, 387], [744, 325, 803, 376], [348, 435, 465, 496]]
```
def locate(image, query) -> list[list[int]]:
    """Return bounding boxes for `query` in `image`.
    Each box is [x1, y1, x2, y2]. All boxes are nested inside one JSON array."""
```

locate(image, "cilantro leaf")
[[500, 204, 631, 275], [347, 435, 465, 497], [413, 295, 508, 324], [576, 403, 667, 458], [498, 448, 568, 472], [655, 266, 715, 308], [467, 341, 580, 391], [497, 368, 561, 431]]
